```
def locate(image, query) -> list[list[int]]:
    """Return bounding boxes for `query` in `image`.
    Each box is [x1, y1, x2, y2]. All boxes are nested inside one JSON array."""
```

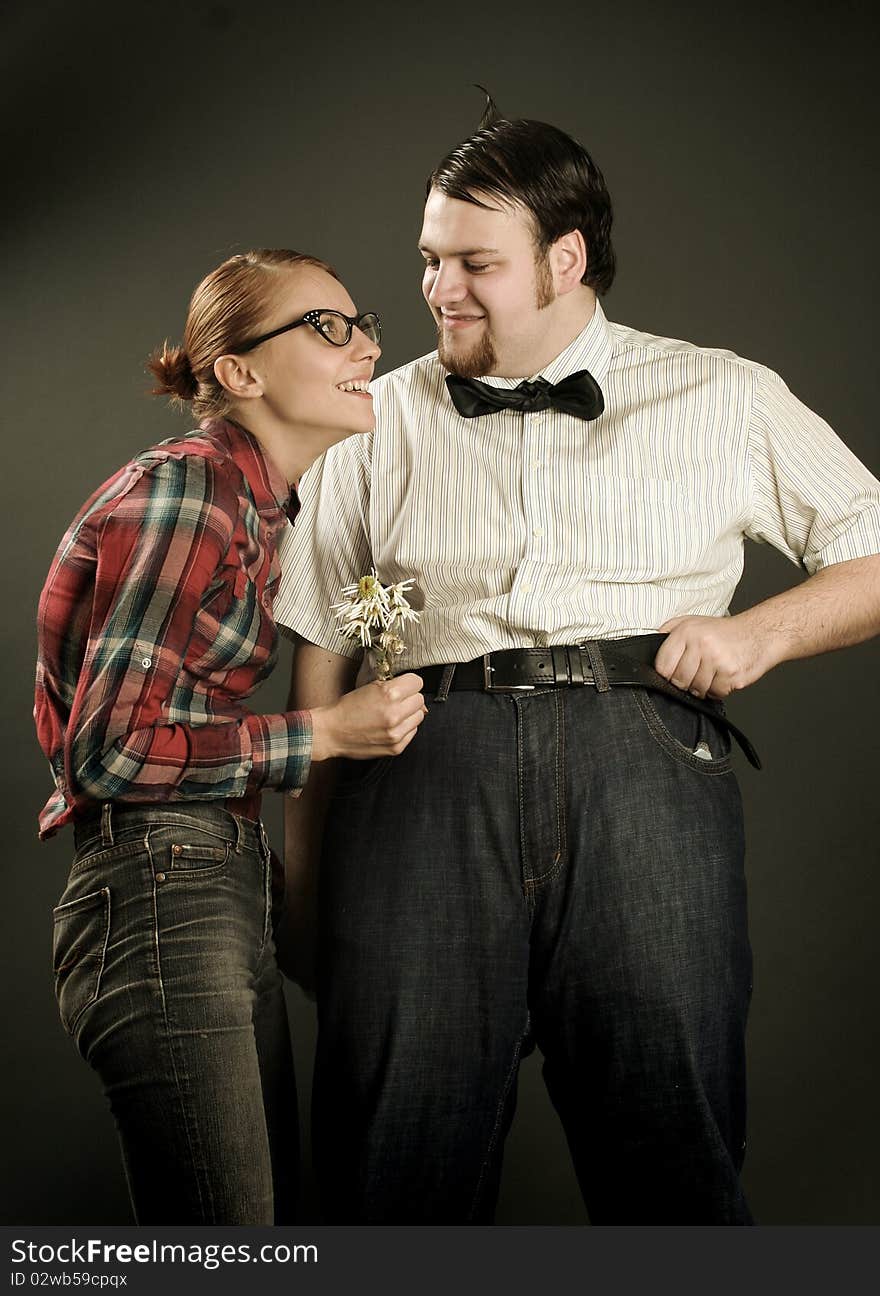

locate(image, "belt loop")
[[100, 802, 114, 847], [550, 645, 570, 685], [434, 663, 456, 703], [568, 646, 585, 686], [583, 641, 611, 693], [233, 813, 245, 854]]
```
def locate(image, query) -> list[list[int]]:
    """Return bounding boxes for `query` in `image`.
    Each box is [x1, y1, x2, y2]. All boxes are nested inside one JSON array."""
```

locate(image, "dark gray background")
[[3, 0, 878, 1225]]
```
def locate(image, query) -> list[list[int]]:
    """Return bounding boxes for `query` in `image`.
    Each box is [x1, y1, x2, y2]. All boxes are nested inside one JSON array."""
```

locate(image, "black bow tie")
[[445, 369, 604, 421]]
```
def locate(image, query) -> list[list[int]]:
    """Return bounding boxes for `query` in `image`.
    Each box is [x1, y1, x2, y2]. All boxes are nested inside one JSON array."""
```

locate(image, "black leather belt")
[[417, 635, 761, 769]]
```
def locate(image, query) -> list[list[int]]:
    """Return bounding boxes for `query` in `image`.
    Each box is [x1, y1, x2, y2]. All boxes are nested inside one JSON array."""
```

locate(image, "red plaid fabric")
[[35, 418, 311, 838]]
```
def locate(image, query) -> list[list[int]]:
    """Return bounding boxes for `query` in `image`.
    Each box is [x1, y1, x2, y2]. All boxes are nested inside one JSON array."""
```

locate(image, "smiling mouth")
[[335, 379, 372, 397], [440, 315, 484, 330]]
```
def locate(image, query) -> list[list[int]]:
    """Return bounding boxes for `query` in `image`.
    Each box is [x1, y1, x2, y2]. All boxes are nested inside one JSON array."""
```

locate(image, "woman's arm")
[[55, 453, 313, 804], [39, 450, 424, 821]]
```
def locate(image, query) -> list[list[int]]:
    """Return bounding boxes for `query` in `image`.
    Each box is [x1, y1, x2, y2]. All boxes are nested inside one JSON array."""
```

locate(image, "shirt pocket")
[[52, 887, 111, 1036], [572, 478, 697, 580]]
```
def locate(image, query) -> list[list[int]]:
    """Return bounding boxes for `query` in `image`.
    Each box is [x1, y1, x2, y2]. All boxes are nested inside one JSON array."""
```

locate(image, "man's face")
[[418, 188, 555, 378]]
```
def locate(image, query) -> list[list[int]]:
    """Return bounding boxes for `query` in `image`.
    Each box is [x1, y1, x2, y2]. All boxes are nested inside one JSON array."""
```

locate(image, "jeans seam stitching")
[[523, 854, 565, 890], [516, 700, 529, 900], [259, 824, 271, 951], [522, 695, 568, 893], [69, 839, 150, 877], [147, 827, 212, 1220], [556, 690, 567, 867], [467, 1023, 527, 1221], [635, 689, 733, 776], [56, 886, 112, 1036], [165, 841, 231, 878]]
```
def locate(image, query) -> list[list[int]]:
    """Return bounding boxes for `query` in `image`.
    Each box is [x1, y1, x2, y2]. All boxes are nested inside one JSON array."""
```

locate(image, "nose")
[[352, 326, 381, 362], [426, 262, 466, 309]]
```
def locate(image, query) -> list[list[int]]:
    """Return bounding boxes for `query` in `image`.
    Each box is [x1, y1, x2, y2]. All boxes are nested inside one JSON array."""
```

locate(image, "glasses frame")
[[235, 309, 381, 353]]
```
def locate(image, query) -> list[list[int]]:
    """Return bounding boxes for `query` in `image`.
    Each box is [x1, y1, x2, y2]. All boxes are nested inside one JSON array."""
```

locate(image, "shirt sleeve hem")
[[803, 518, 880, 575], [243, 710, 313, 794]]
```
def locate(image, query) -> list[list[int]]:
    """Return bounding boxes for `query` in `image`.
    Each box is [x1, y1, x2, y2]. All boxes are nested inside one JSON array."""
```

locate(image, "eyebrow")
[[418, 245, 501, 257]]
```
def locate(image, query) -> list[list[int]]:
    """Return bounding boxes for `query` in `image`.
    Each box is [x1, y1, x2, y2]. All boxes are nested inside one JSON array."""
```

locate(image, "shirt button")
[[141, 657, 152, 668], [532, 527, 545, 537], [531, 459, 543, 469], [520, 583, 532, 594]]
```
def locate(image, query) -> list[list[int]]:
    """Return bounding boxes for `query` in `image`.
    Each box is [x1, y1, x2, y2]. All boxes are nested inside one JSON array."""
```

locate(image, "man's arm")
[[275, 638, 360, 990], [286, 637, 359, 881], [655, 554, 880, 698]]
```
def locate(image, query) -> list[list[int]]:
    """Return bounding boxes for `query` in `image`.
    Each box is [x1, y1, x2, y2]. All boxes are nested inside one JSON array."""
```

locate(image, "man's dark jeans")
[[53, 803, 298, 1224], [314, 683, 753, 1224]]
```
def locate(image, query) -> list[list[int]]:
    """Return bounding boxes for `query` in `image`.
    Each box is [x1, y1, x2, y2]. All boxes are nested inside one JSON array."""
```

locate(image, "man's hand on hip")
[[654, 614, 774, 699], [656, 557, 880, 698]]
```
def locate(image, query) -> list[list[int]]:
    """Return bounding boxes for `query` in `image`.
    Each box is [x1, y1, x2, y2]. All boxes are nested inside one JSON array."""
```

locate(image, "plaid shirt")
[[35, 418, 311, 838]]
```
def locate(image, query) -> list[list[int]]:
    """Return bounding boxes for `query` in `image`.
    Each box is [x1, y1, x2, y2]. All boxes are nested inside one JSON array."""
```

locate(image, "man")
[[273, 108, 880, 1224]]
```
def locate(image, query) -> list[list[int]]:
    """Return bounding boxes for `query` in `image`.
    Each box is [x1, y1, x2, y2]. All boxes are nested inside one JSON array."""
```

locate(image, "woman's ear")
[[214, 354, 264, 401]]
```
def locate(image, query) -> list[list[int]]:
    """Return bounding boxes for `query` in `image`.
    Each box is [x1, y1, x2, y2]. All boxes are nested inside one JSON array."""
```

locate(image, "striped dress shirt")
[[273, 300, 880, 669], [35, 419, 312, 838]]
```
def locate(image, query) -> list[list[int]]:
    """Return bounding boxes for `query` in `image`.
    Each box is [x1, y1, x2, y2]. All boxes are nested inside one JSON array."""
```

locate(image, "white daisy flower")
[[331, 569, 421, 678]]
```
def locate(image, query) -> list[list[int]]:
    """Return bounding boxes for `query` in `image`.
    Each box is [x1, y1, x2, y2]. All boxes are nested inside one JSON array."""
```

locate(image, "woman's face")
[[246, 265, 381, 443]]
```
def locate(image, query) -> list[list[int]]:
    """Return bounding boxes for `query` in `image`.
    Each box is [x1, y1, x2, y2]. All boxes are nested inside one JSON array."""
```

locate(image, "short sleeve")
[[273, 432, 373, 655], [746, 368, 880, 573]]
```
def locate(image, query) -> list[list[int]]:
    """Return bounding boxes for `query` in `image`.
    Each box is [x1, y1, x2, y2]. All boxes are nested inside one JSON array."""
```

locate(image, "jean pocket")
[[52, 887, 111, 1036], [633, 689, 733, 774], [329, 756, 392, 801], [146, 824, 232, 879]]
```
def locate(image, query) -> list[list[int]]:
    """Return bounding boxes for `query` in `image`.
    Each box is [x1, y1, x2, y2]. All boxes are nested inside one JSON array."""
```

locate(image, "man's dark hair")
[[427, 95, 616, 295]]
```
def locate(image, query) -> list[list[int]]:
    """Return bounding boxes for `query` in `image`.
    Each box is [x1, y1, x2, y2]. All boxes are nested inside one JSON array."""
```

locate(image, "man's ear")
[[549, 230, 587, 294], [214, 354, 264, 401]]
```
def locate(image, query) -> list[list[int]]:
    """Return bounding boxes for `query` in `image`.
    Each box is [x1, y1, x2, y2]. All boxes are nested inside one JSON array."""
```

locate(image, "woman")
[[34, 249, 425, 1225]]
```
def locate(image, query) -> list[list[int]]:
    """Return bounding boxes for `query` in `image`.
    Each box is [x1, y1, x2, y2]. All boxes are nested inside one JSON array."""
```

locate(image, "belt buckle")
[[482, 653, 535, 693]]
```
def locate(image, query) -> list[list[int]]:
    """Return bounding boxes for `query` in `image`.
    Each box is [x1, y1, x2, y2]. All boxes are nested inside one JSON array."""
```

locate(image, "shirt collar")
[[474, 297, 614, 390], [198, 418, 299, 522]]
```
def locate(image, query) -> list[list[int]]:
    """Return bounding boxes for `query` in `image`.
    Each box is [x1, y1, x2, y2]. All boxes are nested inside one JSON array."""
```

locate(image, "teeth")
[[336, 380, 370, 392]]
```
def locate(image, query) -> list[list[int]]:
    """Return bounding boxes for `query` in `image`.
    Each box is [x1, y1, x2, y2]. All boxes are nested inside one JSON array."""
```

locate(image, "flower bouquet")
[[331, 569, 421, 680]]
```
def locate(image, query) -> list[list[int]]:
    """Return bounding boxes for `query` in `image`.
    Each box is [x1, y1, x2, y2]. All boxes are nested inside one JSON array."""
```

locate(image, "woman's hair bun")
[[147, 341, 198, 402]]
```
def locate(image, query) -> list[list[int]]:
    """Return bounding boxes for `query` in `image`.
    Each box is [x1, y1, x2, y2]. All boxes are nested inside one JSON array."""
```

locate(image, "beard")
[[437, 326, 497, 378], [533, 250, 555, 310], [436, 250, 555, 378]]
